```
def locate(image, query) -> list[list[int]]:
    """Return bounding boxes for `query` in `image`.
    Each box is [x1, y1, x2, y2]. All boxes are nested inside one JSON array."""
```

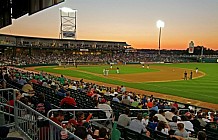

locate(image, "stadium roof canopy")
[[0, 0, 65, 29], [0, 34, 130, 50]]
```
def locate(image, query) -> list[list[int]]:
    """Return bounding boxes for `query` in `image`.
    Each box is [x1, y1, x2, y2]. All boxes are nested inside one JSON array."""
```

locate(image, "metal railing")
[[14, 100, 81, 140], [47, 108, 114, 121], [0, 88, 15, 126]]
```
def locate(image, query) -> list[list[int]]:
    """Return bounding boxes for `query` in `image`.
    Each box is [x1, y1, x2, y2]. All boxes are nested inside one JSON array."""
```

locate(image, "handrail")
[[47, 108, 113, 122], [0, 88, 14, 91], [15, 100, 81, 140]]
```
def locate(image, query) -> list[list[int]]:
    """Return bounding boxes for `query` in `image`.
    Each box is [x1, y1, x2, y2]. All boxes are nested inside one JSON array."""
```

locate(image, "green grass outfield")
[[36, 63, 218, 104]]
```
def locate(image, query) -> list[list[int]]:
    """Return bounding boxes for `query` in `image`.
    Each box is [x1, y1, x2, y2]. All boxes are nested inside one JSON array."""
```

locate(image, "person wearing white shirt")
[[155, 109, 168, 124], [141, 113, 149, 127]]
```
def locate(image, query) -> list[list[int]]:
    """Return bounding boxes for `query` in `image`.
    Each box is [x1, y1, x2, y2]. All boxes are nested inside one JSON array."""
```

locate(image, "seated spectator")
[[197, 113, 208, 128], [117, 107, 131, 127], [165, 107, 177, 121], [35, 93, 52, 116], [131, 98, 139, 107], [50, 110, 65, 126], [121, 95, 131, 106], [129, 113, 150, 137], [18, 77, 27, 86], [55, 88, 66, 97], [60, 91, 76, 107], [112, 93, 120, 103], [30, 76, 37, 84], [141, 112, 149, 128], [158, 101, 165, 109], [96, 127, 108, 140], [155, 109, 168, 124], [97, 101, 112, 119], [172, 101, 179, 109], [197, 131, 207, 140], [146, 99, 153, 108], [169, 116, 179, 131], [178, 115, 194, 132], [68, 112, 86, 127], [150, 102, 158, 112], [58, 85, 67, 94], [148, 116, 159, 131], [174, 123, 189, 138], [21, 81, 35, 96], [156, 121, 170, 135], [74, 126, 88, 140]]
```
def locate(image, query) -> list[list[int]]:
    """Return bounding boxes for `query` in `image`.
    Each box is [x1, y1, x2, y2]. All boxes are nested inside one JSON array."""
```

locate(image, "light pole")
[[156, 20, 165, 62], [59, 7, 77, 39]]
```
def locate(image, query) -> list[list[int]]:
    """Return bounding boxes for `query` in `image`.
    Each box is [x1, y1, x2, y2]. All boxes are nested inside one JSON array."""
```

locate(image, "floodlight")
[[59, 7, 77, 13], [156, 20, 165, 28]]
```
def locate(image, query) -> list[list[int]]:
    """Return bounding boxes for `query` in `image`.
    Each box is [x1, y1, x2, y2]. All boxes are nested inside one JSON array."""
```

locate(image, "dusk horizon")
[[0, 0, 218, 50]]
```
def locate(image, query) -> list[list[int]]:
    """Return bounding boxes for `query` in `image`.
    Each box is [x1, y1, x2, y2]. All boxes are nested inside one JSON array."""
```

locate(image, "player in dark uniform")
[[184, 71, 188, 80], [190, 71, 193, 80]]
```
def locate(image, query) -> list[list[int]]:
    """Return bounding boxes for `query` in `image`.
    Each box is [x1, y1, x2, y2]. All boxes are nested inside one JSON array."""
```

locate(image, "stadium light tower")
[[156, 20, 165, 62], [59, 7, 77, 39]]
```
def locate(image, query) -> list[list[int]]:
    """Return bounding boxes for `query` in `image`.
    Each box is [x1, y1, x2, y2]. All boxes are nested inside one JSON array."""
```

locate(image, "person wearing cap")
[[141, 112, 149, 127], [21, 80, 35, 96]]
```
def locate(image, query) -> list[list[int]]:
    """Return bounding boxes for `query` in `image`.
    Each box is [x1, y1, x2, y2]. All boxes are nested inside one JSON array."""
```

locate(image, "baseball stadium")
[[0, 0, 218, 140]]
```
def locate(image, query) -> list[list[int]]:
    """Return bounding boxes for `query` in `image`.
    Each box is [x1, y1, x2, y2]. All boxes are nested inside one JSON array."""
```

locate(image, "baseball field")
[[28, 63, 218, 109]]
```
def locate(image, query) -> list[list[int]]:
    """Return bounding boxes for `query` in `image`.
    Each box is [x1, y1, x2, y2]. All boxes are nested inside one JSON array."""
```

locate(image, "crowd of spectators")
[[0, 51, 207, 66], [1, 67, 217, 140]]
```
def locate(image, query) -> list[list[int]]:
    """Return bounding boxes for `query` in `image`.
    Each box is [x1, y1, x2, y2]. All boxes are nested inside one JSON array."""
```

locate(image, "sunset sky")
[[0, 0, 218, 50]]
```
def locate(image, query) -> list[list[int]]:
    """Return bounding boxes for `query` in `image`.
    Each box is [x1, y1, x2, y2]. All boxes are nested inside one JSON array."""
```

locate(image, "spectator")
[[178, 115, 194, 132], [68, 112, 85, 127], [156, 121, 170, 135], [117, 107, 131, 127], [197, 113, 208, 128], [112, 93, 120, 103], [50, 110, 65, 126], [197, 131, 207, 140], [96, 127, 108, 140], [174, 123, 189, 138], [148, 116, 159, 131], [129, 113, 150, 137], [121, 95, 131, 106], [141, 112, 149, 127], [169, 116, 179, 131], [21, 80, 35, 96], [155, 109, 168, 123], [74, 126, 88, 140], [165, 107, 177, 121], [60, 91, 76, 107], [35, 93, 52, 116]]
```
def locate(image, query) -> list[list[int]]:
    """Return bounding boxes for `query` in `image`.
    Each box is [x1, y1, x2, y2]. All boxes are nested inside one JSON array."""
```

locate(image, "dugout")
[[201, 58, 218, 63]]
